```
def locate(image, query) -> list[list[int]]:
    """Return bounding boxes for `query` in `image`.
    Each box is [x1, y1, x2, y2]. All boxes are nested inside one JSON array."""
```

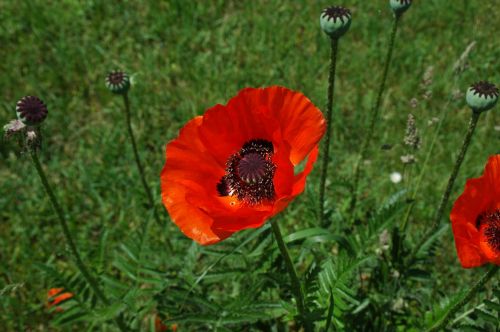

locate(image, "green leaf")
[[284, 227, 331, 243], [483, 299, 500, 312], [473, 308, 498, 325], [88, 302, 126, 322], [324, 288, 335, 332]]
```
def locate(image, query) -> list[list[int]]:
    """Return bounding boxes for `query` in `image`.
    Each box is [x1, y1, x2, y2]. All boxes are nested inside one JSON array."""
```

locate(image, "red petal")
[[51, 292, 73, 306], [484, 154, 500, 198], [47, 288, 63, 298], [262, 87, 326, 165], [273, 146, 320, 214], [198, 87, 325, 166], [161, 117, 230, 245]]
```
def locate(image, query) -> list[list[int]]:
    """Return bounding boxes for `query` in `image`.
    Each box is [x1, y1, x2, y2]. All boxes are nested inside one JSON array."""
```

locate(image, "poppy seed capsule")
[[105, 71, 130, 95], [16, 96, 48, 126], [390, 0, 412, 15], [466, 81, 499, 113], [320, 6, 352, 39]]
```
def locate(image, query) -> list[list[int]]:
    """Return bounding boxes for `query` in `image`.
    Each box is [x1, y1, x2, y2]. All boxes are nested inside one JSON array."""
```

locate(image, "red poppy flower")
[[47, 288, 74, 312], [450, 154, 500, 268], [161, 86, 326, 245]]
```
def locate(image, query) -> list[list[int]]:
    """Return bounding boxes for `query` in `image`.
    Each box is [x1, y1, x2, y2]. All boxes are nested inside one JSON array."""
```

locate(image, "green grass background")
[[1, 0, 499, 330]]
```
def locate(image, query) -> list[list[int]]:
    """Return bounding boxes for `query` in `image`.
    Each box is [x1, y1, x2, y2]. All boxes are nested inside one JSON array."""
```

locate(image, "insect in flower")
[[450, 155, 500, 268], [161, 87, 326, 245]]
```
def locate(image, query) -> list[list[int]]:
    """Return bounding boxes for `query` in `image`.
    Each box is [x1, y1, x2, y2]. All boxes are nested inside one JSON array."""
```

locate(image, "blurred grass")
[[0, 0, 499, 329]]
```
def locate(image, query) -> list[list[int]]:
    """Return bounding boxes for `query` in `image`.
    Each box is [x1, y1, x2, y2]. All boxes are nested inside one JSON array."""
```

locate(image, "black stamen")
[[240, 139, 274, 156], [217, 177, 229, 196], [478, 210, 500, 253]]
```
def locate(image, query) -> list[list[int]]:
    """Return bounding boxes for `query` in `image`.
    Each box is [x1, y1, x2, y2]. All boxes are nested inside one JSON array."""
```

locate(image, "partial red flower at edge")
[[450, 154, 500, 268], [161, 86, 326, 245], [47, 288, 74, 313]]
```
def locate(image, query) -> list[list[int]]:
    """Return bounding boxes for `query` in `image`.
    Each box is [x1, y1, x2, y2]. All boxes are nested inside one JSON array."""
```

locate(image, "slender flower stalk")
[[122, 93, 173, 251], [409, 111, 480, 260], [426, 265, 498, 332], [319, 37, 339, 225], [349, 14, 401, 215], [270, 220, 312, 332], [318, 6, 351, 225], [30, 149, 129, 332], [410, 81, 498, 260], [10, 97, 128, 330], [106, 71, 172, 250], [123, 94, 157, 222]]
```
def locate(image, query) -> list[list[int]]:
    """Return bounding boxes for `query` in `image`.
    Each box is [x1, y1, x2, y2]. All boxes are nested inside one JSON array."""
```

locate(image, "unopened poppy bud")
[[16, 96, 48, 126], [105, 71, 130, 95], [320, 6, 352, 39], [466, 81, 499, 113], [390, 0, 412, 16]]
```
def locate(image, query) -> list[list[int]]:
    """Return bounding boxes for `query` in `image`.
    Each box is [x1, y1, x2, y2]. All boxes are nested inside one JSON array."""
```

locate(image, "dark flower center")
[[217, 139, 276, 205], [322, 6, 351, 22], [107, 71, 127, 85], [476, 210, 500, 253], [16, 96, 48, 123], [470, 81, 499, 98]]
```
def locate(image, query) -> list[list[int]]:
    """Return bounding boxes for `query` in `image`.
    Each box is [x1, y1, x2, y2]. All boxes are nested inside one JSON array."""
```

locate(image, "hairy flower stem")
[[349, 15, 400, 216], [122, 94, 172, 251], [410, 111, 481, 261], [319, 37, 339, 226], [30, 150, 129, 332], [426, 265, 498, 332], [270, 221, 312, 332]]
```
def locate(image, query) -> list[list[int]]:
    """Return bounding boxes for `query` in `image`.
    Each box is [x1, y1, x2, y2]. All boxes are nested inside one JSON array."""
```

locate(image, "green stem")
[[426, 265, 498, 332], [122, 94, 172, 251], [410, 111, 481, 260], [319, 37, 339, 226], [30, 150, 129, 332], [270, 221, 312, 332], [400, 195, 415, 233], [350, 15, 400, 216]]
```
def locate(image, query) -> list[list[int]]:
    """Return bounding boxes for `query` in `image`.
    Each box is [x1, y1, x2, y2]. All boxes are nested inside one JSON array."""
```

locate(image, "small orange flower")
[[450, 155, 500, 268], [47, 288, 73, 312], [155, 315, 177, 331], [161, 87, 326, 245]]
